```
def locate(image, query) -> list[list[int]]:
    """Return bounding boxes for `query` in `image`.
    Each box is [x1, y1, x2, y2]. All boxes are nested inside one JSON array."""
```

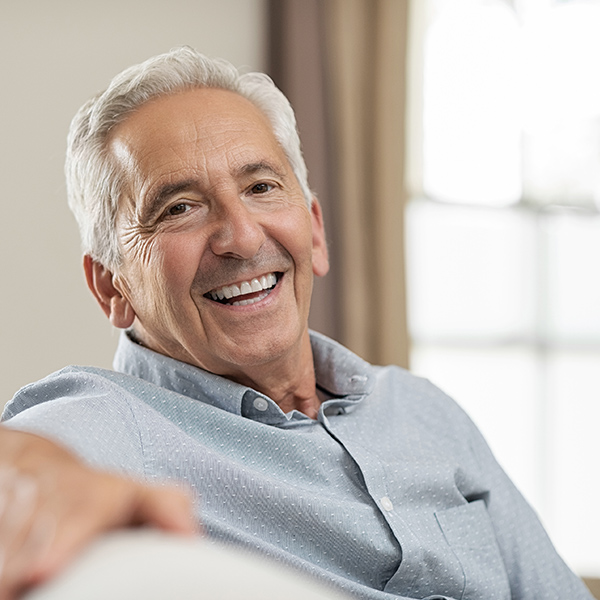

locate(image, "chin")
[[223, 331, 302, 367]]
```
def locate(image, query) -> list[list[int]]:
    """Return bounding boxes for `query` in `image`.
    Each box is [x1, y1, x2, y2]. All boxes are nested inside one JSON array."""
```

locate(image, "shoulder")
[[367, 364, 482, 444], [2, 366, 146, 420], [371, 363, 463, 411], [1, 366, 154, 475]]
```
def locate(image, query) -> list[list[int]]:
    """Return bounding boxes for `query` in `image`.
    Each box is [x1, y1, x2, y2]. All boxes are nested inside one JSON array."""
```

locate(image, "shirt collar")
[[113, 330, 375, 424], [308, 330, 376, 397]]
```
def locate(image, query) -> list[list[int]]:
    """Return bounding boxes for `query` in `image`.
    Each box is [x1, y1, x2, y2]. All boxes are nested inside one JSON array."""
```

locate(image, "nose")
[[208, 197, 266, 259]]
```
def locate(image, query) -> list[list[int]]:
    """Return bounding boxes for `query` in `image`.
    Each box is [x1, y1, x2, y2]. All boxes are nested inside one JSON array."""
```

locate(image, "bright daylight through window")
[[406, 0, 600, 578]]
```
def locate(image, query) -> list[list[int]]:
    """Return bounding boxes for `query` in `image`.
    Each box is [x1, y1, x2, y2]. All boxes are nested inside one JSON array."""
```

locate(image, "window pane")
[[407, 201, 536, 340], [523, 120, 600, 209], [413, 0, 600, 579], [410, 344, 541, 508], [545, 212, 600, 342], [423, 1, 521, 206], [522, 2, 600, 208]]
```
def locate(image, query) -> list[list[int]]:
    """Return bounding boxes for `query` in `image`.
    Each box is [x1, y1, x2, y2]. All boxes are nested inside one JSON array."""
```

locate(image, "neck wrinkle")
[[230, 328, 320, 418]]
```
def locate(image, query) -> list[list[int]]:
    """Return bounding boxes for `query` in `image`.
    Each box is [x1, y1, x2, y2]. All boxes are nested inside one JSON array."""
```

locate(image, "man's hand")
[[0, 427, 197, 600]]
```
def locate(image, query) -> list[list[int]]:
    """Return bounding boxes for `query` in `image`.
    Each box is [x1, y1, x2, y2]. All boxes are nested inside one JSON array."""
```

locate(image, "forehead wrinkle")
[[113, 90, 295, 223], [129, 141, 205, 222], [214, 131, 291, 186], [236, 160, 288, 181], [189, 105, 288, 170]]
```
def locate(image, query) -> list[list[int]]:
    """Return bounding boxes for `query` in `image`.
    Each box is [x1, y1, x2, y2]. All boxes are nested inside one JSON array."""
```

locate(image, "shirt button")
[[253, 397, 269, 412], [380, 496, 394, 512]]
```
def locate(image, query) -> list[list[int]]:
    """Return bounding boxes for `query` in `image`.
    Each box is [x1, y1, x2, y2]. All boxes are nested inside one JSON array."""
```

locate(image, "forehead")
[[108, 88, 287, 186]]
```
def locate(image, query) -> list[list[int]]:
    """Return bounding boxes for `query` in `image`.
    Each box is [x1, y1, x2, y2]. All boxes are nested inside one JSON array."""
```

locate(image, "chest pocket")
[[434, 500, 511, 600]]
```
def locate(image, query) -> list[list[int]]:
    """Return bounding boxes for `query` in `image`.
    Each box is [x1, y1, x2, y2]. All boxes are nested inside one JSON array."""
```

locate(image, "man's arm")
[[0, 427, 196, 600]]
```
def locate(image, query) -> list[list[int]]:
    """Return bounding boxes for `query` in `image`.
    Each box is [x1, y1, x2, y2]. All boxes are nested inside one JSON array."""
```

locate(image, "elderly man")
[[0, 48, 593, 600]]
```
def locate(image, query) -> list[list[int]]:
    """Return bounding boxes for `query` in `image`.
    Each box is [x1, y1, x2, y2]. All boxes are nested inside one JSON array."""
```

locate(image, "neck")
[[130, 326, 321, 418], [227, 329, 321, 419]]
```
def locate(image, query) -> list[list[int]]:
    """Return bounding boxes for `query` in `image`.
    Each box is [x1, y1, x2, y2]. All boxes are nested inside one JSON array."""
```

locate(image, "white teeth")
[[208, 273, 278, 303], [232, 291, 270, 306]]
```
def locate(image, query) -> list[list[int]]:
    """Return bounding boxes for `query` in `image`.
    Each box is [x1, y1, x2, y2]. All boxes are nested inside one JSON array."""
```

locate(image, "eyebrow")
[[141, 179, 199, 222], [236, 161, 287, 179], [138, 161, 288, 222]]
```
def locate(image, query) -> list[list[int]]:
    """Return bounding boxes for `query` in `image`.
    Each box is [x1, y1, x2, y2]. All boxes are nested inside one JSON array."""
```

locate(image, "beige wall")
[[0, 0, 266, 408]]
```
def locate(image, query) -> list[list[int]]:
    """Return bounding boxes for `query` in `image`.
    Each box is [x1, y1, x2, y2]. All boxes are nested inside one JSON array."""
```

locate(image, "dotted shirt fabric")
[[2, 332, 593, 600]]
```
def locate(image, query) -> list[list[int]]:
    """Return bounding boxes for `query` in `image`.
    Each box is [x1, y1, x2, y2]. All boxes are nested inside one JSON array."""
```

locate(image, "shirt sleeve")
[[2, 369, 146, 478]]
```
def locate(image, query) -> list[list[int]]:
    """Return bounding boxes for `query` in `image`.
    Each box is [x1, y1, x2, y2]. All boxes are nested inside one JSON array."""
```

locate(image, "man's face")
[[104, 88, 328, 379]]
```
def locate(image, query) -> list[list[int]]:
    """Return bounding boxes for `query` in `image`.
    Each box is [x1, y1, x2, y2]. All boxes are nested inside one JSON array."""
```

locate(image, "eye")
[[167, 202, 190, 216], [250, 182, 273, 194]]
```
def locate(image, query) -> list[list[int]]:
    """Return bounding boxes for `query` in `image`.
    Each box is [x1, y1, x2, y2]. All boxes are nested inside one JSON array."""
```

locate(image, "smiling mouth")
[[204, 272, 280, 306]]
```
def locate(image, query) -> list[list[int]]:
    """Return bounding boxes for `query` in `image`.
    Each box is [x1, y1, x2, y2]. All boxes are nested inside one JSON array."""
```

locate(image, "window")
[[407, 0, 600, 576]]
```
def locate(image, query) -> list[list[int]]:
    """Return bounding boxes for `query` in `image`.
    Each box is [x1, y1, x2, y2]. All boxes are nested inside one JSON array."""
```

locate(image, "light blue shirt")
[[2, 331, 592, 599]]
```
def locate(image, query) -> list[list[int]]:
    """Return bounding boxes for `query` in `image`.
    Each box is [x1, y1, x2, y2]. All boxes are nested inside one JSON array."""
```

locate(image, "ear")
[[310, 197, 329, 277], [83, 255, 136, 329]]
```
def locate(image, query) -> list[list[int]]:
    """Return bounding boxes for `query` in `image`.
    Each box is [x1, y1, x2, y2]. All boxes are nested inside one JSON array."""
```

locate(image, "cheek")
[[130, 259, 193, 335], [273, 209, 314, 265], [154, 238, 203, 293], [123, 237, 198, 305], [152, 248, 198, 293]]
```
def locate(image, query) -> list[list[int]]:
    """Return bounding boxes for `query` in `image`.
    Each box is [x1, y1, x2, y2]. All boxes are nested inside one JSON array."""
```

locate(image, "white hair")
[[65, 47, 312, 270]]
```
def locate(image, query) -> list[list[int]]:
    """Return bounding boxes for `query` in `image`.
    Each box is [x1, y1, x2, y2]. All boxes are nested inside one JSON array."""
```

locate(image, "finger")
[[133, 485, 198, 535], [0, 512, 56, 599], [25, 478, 198, 586], [0, 472, 38, 546], [21, 475, 132, 585], [0, 473, 54, 600], [0, 430, 199, 597]]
